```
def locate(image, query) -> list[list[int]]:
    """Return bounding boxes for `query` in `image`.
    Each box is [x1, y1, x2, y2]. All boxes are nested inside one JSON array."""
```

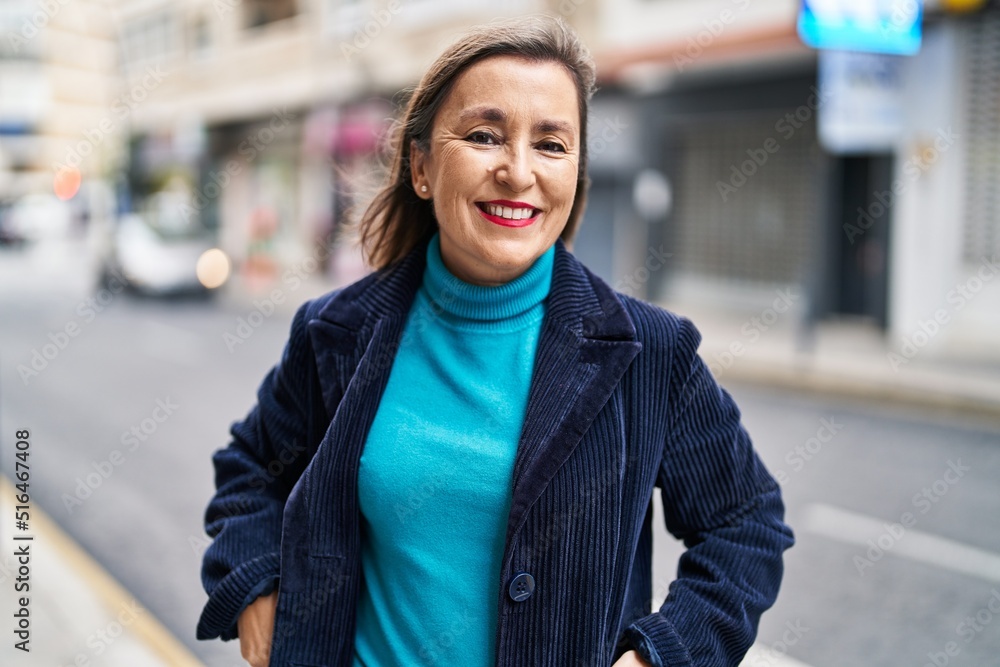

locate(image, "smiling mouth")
[[475, 202, 541, 227], [477, 202, 539, 220]]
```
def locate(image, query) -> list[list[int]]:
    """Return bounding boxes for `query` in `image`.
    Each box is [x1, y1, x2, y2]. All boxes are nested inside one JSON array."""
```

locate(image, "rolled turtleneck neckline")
[[420, 232, 555, 331]]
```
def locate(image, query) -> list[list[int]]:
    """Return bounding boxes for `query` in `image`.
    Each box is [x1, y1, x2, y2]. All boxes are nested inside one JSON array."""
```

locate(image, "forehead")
[[437, 55, 581, 128]]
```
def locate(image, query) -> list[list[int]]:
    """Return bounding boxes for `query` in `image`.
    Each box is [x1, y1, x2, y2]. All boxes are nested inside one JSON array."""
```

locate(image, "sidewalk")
[[676, 304, 1000, 424], [0, 476, 204, 667]]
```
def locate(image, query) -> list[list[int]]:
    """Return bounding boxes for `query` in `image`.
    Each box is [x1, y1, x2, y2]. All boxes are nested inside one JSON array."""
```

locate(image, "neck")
[[421, 232, 555, 327]]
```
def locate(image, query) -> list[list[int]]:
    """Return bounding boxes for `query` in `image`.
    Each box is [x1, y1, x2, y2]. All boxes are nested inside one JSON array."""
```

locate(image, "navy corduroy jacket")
[[197, 237, 794, 666]]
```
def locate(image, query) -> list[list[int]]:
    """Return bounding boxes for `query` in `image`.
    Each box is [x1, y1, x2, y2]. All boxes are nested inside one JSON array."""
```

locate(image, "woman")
[[197, 16, 793, 667]]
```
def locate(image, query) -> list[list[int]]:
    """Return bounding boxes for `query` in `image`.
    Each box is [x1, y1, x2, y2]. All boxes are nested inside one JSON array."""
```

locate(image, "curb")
[[715, 357, 1000, 427], [0, 475, 205, 666]]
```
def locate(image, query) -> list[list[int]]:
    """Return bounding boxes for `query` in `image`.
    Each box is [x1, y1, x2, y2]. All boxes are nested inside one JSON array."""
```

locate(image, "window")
[[188, 15, 213, 60], [121, 11, 179, 75], [243, 0, 297, 29], [0, 0, 43, 60]]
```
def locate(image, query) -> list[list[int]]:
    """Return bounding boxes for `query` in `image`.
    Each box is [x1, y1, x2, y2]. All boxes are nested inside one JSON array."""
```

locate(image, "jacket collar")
[[313, 236, 638, 343]]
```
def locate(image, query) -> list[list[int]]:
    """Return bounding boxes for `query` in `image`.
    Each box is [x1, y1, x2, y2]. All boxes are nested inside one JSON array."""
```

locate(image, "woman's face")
[[411, 55, 581, 286]]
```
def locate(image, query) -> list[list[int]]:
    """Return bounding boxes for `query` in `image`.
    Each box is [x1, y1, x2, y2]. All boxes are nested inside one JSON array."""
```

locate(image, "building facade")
[[99, 0, 1000, 359], [0, 0, 118, 230]]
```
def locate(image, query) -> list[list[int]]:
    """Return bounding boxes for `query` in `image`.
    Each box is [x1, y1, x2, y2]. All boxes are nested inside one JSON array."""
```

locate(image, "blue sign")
[[798, 0, 923, 55]]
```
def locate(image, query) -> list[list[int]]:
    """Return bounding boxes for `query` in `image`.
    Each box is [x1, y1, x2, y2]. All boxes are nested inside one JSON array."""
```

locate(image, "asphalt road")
[[2, 242, 999, 667]]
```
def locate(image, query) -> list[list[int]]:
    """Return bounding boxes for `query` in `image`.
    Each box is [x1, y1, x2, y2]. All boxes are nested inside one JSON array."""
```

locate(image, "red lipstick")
[[476, 200, 540, 228]]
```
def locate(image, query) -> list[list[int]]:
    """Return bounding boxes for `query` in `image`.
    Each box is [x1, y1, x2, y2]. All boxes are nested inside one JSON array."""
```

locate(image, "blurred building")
[[109, 0, 560, 284], [0, 0, 118, 229], [105, 0, 999, 359], [584, 0, 1000, 361]]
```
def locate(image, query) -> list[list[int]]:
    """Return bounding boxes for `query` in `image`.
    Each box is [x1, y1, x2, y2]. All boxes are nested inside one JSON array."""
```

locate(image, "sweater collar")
[[421, 232, 554, 325]]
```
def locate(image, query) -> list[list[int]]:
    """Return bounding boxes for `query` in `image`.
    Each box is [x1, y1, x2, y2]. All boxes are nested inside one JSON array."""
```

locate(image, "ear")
[[410, 139, 430, 199]]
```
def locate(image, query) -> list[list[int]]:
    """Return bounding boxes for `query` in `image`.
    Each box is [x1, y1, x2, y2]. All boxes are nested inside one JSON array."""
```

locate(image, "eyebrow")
[[459, 106, 507, 124], [535, 119, 574, 135], [458, 105, 576, 136]]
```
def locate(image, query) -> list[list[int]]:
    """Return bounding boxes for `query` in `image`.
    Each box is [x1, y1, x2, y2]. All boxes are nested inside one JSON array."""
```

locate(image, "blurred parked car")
[[0, 199, 19, 246], [2, 194, 73, 244], [98, 191, 227, 296]]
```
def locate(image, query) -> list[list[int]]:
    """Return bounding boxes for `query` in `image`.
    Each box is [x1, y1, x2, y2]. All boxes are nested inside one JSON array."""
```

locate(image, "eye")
[[467, 130, 498, 145], [538, 140, 566, 154]]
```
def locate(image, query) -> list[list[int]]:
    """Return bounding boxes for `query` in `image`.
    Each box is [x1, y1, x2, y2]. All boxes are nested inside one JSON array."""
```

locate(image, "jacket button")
[[508, 572, 535, 602]]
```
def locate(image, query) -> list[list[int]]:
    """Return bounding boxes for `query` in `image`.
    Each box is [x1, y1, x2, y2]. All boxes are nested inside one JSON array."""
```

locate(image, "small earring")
[[420, 185, 428, 193]]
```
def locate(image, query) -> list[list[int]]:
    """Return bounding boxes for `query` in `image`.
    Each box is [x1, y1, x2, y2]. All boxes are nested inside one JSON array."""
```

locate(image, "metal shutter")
[[668, 112, 821, 284], [962, 10, 1000, 263]]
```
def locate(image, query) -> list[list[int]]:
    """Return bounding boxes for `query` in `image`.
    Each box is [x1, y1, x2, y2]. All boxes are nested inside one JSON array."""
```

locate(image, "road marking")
[[740, 643, 815, 667], [0, 475, 205, 666], [802, 502, 1000, 582]]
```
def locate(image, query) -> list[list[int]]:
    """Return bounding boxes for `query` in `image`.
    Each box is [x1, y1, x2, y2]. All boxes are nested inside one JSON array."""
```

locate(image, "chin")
[[478, 240, 540, 267]]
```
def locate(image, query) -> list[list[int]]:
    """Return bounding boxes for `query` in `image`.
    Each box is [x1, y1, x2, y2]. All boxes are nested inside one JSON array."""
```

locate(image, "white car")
[[5, 194, 73, 243], [100, 193, 225, 296]]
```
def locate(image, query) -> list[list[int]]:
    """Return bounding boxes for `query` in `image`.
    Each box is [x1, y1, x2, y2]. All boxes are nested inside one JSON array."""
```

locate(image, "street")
[[2, 243, 999, 667]]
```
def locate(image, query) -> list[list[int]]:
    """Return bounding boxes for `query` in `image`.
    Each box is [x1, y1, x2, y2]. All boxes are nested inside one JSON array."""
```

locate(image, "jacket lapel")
[[502, 242, 642, 549], [307, 243, 427, 420], [292, 244, 427, 559]]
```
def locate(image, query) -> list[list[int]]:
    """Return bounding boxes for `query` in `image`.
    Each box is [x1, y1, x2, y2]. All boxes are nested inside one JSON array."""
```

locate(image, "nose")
[[493, 142, 536, 192]]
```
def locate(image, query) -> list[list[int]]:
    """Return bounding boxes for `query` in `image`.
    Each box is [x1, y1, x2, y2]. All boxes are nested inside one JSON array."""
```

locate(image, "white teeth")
[[485, 204, 535, 220]]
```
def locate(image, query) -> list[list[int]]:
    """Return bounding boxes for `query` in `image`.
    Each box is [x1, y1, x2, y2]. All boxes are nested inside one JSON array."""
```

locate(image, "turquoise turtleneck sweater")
[[352, 233, 555, 667]]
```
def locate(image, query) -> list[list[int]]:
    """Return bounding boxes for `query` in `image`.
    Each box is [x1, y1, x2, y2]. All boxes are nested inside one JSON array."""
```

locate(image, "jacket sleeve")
[[623, 317, 795, 666], [196, 299, 328, 641]]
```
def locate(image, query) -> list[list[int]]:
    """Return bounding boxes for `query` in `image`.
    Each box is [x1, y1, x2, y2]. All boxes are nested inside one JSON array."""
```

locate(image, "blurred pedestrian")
[[197, 16, 793, 667]]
